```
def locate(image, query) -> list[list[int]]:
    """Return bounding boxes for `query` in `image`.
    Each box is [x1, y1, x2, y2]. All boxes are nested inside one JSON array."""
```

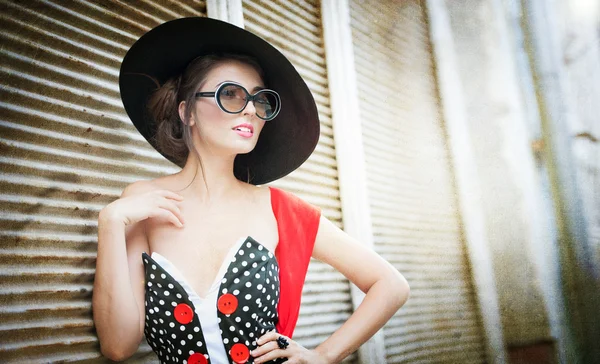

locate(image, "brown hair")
[[147, 53, 265, 187]]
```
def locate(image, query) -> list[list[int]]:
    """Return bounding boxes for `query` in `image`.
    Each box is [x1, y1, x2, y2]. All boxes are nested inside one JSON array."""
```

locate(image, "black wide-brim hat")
[[119, 17, 320, 185]]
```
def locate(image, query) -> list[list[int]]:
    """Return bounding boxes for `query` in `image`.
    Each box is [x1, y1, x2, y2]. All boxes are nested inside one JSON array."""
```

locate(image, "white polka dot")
[[176, 293, 182, 299], [149, 308, 154, 314], [234, 278, 240, 284], [180, 325, 186, 331], [178, 349, 182, 355], [242, 261, 248, 267], [169, 322, 175, 328], [194, 326, 200, 332], [246, 322, 251, 328], [243, 306, 249, 312], [164, 291, 170, 296], [252, 262, 258, 268], [168, 283, 174, 289], [229, 326, 235, 332], [222, 288, 228, 294], [197, 341, 203, 347], [239, 330, 244, 335], [188, 334, 193, 339], [232, 267, 238, 273], [239, 249, 244, 255], [250, 332, 254, 338], [147, 282, 152, 287], [233, 337, 239, 342], [144, 259, 149, 264], [224, 338, 229, 344], [233, 289, 240, 295], [255, 273, 260, 279], [261, 256, 267, 261], [152, 264, 156, 270], [180, 340, 186, 346], [222, 278, 227, 284], [245, 282, 252, 288], [166, 311, 172, 316], [162, 273, 167, 279], [244, 271, 250, 276], [249, 253, 255, 259], [150, 274, 155, 279], [258, 245, 263, 250], [235, 317, 241, 322], [245, 294, 252, 300], [246, 242, 252, 248]]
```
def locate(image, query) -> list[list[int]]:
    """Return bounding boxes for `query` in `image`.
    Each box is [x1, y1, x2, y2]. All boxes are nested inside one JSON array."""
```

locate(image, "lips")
[[232, 123, 254, 134]]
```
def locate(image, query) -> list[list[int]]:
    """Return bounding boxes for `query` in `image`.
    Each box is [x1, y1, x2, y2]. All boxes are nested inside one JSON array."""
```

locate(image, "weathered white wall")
[[443, 0, 558, 348], [554, 0, 600, 268]]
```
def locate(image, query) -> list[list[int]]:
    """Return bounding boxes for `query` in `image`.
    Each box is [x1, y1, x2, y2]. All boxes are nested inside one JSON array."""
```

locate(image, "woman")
[[93, 17, 409, 364]]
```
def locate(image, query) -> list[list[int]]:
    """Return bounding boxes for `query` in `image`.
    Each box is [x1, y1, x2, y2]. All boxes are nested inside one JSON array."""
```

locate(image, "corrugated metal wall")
[[349, 0, 487, 362], [241, 1, 356, 362], [0, 1, 206, 362]]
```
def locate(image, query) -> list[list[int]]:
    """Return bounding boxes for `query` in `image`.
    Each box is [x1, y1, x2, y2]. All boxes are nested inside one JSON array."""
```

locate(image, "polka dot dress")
[[142, 236, 286, 364]]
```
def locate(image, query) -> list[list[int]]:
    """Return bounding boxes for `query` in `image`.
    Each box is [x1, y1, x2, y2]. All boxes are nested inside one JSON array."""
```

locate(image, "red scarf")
[[270, 187, 321, 338]]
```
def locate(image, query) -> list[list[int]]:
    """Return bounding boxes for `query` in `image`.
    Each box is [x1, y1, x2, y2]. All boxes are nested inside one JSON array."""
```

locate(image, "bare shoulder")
[[120, 177, 168, 198]]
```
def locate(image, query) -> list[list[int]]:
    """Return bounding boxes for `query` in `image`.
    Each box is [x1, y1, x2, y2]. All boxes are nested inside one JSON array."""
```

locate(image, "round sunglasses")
[[195, 82, 281, 121]]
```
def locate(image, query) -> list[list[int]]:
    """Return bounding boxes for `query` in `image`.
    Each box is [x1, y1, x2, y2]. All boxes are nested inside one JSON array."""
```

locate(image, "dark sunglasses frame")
[[195, 82, 281, 121]]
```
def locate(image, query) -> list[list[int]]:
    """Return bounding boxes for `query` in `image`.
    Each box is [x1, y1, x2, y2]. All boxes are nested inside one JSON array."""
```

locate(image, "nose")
[[242, 97, 257, 117]]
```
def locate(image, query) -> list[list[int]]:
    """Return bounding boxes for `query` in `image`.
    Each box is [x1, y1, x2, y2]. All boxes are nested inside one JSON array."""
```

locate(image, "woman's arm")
[[310, 215, 410, 363], [253, 215, 409, 363], [92, 181, 180, 360]]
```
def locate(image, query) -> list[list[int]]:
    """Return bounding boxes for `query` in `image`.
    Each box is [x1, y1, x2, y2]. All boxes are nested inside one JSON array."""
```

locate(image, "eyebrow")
[[216, 81, 266, 92]]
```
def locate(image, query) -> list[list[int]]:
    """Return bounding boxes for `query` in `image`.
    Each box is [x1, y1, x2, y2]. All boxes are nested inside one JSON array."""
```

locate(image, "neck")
[[175, 149, 247, 203]]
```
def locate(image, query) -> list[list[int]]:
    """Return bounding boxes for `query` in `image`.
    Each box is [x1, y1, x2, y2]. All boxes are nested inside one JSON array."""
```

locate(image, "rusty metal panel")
[[0, 0, 206, 362], [349, 0, 487, 362], [241, 0, 355, 362]]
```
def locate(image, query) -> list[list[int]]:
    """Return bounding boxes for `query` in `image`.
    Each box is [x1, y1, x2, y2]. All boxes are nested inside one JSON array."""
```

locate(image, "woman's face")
[[187, 60, 267, 157]]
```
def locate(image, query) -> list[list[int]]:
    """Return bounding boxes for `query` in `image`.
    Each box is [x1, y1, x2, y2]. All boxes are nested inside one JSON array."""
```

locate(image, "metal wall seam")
[[0, 1, 207, 362], [241, 0, 356, 362], [349, 0, 487, 362]]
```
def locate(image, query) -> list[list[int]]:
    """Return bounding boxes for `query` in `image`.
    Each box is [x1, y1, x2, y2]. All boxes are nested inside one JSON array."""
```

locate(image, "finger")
[[253, 348, 290, 364], [256, 331, 281, 346], [150, 207, 184, 228], [156, 199, 185, 225], [157, 189, 184, 201], [250, 341, 279, 357]]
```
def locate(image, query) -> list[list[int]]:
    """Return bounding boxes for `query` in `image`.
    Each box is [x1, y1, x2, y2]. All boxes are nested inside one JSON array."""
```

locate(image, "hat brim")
[[119, 17, 320, 185]]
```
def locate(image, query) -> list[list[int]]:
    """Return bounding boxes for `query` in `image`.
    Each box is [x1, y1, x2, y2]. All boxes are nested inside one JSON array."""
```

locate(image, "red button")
[[217, 293, 238, 315], [188, 353, 208, 364], [173, 303, 194, 324], [230, 343, 250, 363]]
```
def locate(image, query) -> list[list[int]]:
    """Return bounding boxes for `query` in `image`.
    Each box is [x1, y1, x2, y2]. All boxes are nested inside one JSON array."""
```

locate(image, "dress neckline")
[[151, 236, 246, 301], [146, 186, 279, 301]]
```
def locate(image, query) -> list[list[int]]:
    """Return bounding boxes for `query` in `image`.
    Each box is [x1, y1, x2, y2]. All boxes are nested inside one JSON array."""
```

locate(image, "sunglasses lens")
[[218, 84, 247, 113], [254, 91, 279, 120]]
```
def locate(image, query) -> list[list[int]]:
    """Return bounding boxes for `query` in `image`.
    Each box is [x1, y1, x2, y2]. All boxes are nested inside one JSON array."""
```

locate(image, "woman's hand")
[[252, 332, 331, 364], [100, 189, 185, 228]]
